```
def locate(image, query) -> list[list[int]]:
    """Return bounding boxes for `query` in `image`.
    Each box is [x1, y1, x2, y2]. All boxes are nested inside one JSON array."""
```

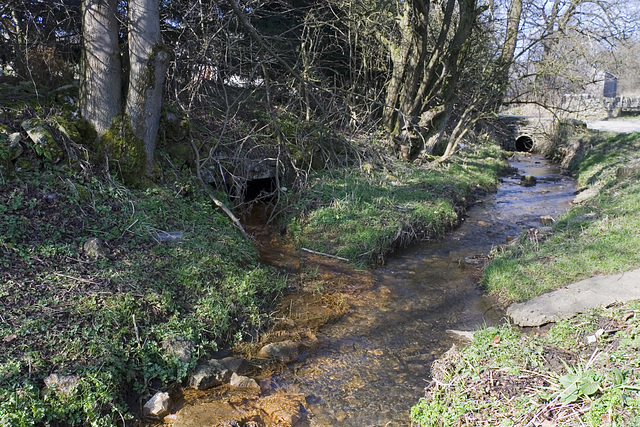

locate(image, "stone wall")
[[561, 95, 640, 120]]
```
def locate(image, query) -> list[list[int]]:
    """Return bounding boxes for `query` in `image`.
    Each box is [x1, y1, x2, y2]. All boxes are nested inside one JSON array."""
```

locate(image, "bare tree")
[[505, 0, 640, 110]]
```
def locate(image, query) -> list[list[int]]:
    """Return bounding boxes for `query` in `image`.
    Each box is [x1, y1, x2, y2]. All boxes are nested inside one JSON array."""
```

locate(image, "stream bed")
[[169, 154, 577, 427], [271, 154, 576, 426]]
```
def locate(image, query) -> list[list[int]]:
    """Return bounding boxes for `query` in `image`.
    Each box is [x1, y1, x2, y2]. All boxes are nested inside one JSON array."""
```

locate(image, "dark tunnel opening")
[[515, 135, 534, 152], [244, 177, 277, 202]]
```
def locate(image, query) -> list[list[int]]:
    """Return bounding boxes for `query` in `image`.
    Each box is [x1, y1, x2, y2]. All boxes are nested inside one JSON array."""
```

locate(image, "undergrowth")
[[411, 306, 640, 426], [0, 166, 285, 425], [286, 143, 507, 266]]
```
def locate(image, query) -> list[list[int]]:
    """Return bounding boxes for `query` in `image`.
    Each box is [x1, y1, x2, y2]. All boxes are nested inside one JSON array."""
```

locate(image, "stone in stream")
[[189, 357, 250, 390], [219, 356, 250, 375], [142, 391, 172, 419], [190, 359, 233, 390], [257, 340, 300, 363], [229, 372, 259, 389], [519, 175, 537, 186], [256, 394, 304, 426]]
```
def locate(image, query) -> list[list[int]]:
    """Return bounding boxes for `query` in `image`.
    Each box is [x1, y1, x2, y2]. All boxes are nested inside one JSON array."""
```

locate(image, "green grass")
[[411, 306, 640, 426], [0, 167, 285, 426], [414, 129, 640, 426], [286, 143, 507, 266], [483, 131, 640, 304]]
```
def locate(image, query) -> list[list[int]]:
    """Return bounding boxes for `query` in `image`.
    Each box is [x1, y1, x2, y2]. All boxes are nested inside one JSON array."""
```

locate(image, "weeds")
[[0, 166, 285, 425], [287, 143, 507, 266], [412, 308, 640, 426]]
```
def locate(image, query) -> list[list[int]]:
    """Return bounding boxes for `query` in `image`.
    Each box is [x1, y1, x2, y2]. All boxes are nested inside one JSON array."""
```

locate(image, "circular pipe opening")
[[515, 135, 534, 152]]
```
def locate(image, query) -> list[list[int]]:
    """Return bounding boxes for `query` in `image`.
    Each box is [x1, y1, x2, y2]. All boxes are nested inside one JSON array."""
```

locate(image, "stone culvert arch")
[[499, 116, 558, 154]]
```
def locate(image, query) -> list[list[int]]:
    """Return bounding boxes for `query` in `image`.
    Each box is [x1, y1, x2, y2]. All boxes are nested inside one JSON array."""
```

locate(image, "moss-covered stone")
[[21, 118, 64, 163]]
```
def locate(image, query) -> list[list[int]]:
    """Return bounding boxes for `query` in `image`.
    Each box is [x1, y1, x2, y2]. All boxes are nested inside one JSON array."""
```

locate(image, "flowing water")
[[169, 154, 577, 427], [269, 154, 577, 426]]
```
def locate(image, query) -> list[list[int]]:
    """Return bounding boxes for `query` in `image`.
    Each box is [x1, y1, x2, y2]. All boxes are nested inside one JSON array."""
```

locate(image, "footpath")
[[508, 268, 640, 327]]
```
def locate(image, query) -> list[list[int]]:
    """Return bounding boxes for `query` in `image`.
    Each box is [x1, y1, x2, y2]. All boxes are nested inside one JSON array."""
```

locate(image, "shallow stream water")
[[270, 154, 577, 426], [169, 154, 577, 427]]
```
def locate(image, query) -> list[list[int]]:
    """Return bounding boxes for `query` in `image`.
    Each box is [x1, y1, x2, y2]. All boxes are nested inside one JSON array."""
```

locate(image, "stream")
[[271, 154, 576, 426], [170, 153, 576, 427]]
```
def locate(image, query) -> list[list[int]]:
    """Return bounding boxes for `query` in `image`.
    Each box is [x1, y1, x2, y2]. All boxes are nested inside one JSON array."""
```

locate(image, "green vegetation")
[[287, 143, 507, 266], [412, 131, 640, 426], [484, 131, 640, 304], [411, 308, 640, 426], [0, 165, 285, 425], [0, 82, 513, 425]]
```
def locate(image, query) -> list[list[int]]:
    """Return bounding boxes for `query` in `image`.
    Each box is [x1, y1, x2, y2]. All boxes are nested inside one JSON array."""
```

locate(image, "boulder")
[[537, 226, 554, 238], [6, 132, 23, 160], [142, 391, 172, 419], [83, 237, 106, 258], [43, 373, 79, 395], [219, 356, 250, 375], [189, 359, 233, 390], [162, 336, 194, 363], [539, 215, 555, 225], [616, 166, 640, 179], [257, 341, 300, 363], [573, 186, 600, 204], [21, 119, 63, 162]]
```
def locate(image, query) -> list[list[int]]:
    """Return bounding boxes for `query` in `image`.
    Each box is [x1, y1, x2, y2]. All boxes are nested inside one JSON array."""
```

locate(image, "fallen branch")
[[301, 247, 349, 262], [189, 138, 251, 240]]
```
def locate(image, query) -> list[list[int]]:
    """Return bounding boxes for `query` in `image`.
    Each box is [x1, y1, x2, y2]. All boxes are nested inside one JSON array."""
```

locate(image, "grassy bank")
[[411, 129, 640, 426], [0, 165, 285, 425], [484, 131, 640, 304], [1, 112, 510, 424], [286, 143, 507, 266]]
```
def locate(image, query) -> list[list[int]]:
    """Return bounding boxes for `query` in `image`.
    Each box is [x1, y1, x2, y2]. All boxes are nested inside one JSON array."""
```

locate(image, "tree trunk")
[[381, 0, 414, 133], [80, 0, 121, 137], [126, 0, 169, 175]]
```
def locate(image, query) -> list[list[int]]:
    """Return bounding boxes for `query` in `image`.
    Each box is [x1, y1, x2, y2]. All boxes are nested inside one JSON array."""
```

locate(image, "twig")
[[121, 218, 139, 238], [132, 314, 141, 349], [301, 247, 349, 262], [189, 137, 251, 240], [53, 272, 102, 285]]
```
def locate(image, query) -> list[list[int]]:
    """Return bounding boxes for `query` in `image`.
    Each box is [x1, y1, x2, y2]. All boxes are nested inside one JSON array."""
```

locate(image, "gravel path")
[[587, 118, 640, 133]]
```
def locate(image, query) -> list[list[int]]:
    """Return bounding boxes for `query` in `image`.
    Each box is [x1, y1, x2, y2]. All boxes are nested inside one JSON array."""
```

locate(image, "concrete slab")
[[507, 268, 640, 327]]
